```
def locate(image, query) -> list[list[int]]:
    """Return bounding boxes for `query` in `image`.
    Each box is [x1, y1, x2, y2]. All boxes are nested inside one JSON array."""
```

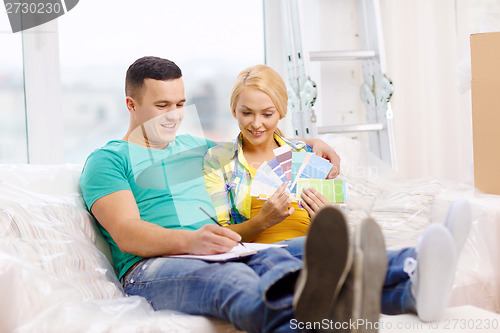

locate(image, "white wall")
[[266, 0, 495, 184]]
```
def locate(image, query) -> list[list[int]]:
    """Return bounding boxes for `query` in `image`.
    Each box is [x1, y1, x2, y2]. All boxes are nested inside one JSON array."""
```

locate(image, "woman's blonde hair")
[[230, 64, 287, 137]]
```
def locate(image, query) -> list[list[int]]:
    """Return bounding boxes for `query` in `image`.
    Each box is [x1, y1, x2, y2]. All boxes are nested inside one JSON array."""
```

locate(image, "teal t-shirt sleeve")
[[79, 148, 132, 211], [181, 134, 217, 149]]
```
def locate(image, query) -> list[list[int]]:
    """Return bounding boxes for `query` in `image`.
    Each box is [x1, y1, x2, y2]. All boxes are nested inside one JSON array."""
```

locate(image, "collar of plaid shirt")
[[223, 132, 310, 224]]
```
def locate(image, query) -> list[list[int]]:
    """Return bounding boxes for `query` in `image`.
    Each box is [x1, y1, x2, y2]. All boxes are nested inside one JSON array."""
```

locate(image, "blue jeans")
[[277, 236, 417, 315], [382, 248, 417, 315], [122, 247, 302, 333]]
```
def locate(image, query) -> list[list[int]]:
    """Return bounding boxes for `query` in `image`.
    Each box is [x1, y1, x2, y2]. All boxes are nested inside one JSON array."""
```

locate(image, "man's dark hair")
[[125, 56, 182, 100]]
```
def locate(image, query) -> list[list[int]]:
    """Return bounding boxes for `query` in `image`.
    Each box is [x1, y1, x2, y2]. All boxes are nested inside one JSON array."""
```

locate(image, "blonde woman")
[[204, 64, 331, 244], [203, 64, 471, 321]]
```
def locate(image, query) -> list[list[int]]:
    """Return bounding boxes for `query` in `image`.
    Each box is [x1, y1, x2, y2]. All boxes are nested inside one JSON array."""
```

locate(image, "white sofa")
[[1, 135, 500, 332], [0, 164, 242, 332]]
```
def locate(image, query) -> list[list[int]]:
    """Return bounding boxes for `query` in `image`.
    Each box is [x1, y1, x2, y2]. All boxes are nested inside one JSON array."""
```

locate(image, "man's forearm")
[[112, 217, 194, 257]]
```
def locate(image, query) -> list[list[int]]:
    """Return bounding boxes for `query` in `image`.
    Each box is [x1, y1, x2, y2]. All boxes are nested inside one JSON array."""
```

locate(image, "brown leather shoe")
[[332, 218, 387, 333], [293, 206, 352, 331]]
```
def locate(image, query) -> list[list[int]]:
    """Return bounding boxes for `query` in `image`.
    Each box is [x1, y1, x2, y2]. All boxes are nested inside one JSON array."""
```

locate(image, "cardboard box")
[[470, 32, 500, 195]]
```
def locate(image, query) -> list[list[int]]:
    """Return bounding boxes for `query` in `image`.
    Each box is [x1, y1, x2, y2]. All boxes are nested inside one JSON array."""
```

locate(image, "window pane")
[[0, 17, 27, 163], [58, 0, 264, 163]]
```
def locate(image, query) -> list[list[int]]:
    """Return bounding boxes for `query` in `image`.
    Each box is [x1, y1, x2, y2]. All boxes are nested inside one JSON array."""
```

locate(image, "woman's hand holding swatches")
[[299, 187, 331, 218], [257, 182, 295, 228]]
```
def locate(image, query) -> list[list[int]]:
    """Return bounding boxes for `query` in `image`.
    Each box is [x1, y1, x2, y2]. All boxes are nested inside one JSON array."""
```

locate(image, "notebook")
[[166, 242, 287, 262]]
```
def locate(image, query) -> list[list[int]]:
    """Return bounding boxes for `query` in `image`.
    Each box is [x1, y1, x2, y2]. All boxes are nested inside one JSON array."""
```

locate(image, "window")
[[0, 16, 27, 163], [57, 0, 265, 163]]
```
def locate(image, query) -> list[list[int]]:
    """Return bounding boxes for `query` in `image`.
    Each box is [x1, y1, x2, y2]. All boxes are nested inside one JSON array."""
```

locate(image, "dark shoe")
[[333, 218, 387, 333], [293, 206, 352, 330]]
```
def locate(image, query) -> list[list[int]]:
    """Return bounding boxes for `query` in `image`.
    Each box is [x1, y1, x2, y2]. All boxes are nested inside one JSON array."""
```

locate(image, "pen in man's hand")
[[199, 206, 246, 248]]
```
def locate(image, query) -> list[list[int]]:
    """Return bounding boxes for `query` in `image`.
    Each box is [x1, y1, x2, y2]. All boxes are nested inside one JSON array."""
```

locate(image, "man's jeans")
[[122, 247, 302, 333], [278, 236, 418, 315], [123, 238, 417, 333]]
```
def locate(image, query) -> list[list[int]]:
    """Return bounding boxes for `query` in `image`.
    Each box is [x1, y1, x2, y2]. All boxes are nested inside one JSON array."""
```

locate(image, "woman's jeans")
[[122, 247, 302, 333], [278, 237, 418, 315]]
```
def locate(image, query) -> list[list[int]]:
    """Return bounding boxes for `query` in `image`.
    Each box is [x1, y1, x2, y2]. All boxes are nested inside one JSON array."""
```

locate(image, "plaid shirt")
[[203, 133, 310, 226]]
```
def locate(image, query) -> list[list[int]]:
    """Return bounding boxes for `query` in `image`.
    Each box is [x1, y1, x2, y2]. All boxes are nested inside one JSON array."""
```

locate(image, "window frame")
[[22, 20, 64, 163]]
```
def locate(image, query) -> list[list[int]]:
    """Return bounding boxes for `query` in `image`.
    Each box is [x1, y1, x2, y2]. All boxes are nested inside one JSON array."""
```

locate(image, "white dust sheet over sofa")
[[0, 134, 499, 332], [320, 134, 500, 314]]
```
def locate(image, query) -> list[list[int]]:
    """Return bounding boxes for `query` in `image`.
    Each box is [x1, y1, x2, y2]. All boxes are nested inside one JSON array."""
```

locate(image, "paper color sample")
[[267, 157, 288, 184], [296, 179, 346, 204], [273, 146, 293, 181], [250, 161, 284, 197], [250, 151, 345, 204]]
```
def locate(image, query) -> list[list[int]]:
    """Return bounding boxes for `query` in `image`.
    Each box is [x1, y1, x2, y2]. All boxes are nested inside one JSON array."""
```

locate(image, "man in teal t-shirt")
[[80, 134, 219, 279], [79, 56, 348, 332]]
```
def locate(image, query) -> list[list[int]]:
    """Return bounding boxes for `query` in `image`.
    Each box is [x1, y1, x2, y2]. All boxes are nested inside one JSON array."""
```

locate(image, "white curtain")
[[380, 0, 474, 183]]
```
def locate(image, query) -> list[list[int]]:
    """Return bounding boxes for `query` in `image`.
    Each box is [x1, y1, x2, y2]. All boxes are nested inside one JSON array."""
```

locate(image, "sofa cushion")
[[0, 181, 123, 299]]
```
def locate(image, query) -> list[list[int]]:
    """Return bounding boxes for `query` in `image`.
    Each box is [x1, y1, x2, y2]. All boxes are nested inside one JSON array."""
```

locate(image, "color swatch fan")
[[250, 147, 346, 204]]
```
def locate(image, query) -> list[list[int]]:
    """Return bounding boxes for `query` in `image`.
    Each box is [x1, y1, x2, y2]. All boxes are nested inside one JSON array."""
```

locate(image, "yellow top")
[[249, 197, 310, 243], [247, 164, 310, 243]]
